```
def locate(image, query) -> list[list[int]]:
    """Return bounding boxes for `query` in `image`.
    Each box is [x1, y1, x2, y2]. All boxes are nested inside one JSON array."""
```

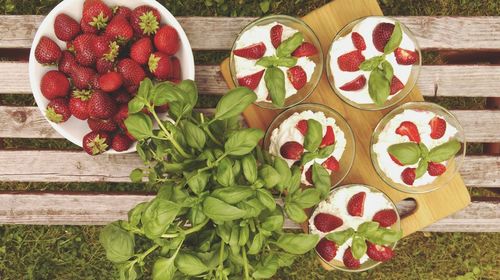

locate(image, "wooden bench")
[[0, 16, 498, 232]]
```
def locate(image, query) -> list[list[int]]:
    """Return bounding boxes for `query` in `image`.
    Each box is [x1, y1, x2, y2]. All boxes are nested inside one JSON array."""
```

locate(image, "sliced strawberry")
[[429, 116, 446, 139], [390, 76, 405, 95], [314, 213, 343, 233], [270, 24, 283, 49], [401, 168, 416, 185], [305, 166, 313, 185], [366, 242, 394, 262], [351, 32, 366, 50], [395, 121, 421, 143], [316, 239, 338, 262], [320, 126, 335, 148], [343, 247, 360, 269], [372, 209, 398, 227], [395, 48, 419, 65], [233, 42, 266, 59], [280, 141, 304, 161], [347, 192, 366, 217], [296, 120, 308, 136], [372, 22, 395, 52], [339, 75, 366, 91], [287, 66, 307, 90], [237, 70, 265, 90], [292, 42, 318, 57], [322, 156, 340, 172], [427, 162, 447, 176], [337, 50, 365, 72], [389, 153, 404, 166]]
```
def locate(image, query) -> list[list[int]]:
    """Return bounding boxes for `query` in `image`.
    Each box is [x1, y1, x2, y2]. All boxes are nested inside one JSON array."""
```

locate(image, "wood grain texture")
[[1, 16, 499, 50]]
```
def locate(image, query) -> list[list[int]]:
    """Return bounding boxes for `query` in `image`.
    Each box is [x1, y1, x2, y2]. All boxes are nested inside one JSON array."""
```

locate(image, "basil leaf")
[[128, 97, 145, 114], [265, 67, 286, 107], [185, 170, 210, 194], [130, 168, 143, 183], [188, 204, 207, 226], [141, 199, 180, 239], [242, 154, 258, 183], [257, 56, 278, 67], [216, 222, 232, 243], [99, 222, 135, 263], [275, 233, 319, 254], [357, 221, 380, 235], [415, 159, 428, 179], [300, 151, 319, 165], [384, 22, 402, 54], [312, 163, 331, 198], [152, 256, 176, 280], [124, 113, 153, 140], [256, 189, 276, 211], [359, 55, 385, 71], [258, 164, 281, 189], [153, 82, 185, 106], [351, 235, 367, 260], [175, 253, 208, 276], [137, 78, 153, 100], [304, 119, 322, 152], [261, 214, 284, 232], [317, 144, 335, 159], [239, 198, 266, 218], [257, 56, 298, 68], [248, 233, 265, 255], [229, 226, 240, 255], [428, 139, 461, 163], [238, 225, 250, 246], [365, 228, 403, 246], [275, 252, 296, 267], [381, 60, 394, 82], [225, 128, 264, 156], [128, 202, 148, 228], [326, 228, 355, 245], [274, 157, 291, 192], [202, 197, 247, 222], [252, 255, 279, 279], [293, 188, 321, 209], [419, 143, 430, 159], [214, 87, 257, 121], [181, 121, 206, 150], [368, 67, 391, 106], [387, 142, 421, 165], [176, 80, 198, 108], [287, 167, 302, 195], [284, 202, 307, 223], [216, 158, 234, 187], [276, 32, 304, 57]]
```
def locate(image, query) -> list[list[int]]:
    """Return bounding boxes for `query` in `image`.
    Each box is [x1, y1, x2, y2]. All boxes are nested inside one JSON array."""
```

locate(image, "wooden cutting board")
[[219, 0, 470, 268]]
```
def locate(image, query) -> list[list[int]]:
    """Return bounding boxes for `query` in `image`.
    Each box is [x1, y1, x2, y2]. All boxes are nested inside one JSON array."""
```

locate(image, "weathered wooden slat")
[[1, 16, 499, 50], [0, 192, 496, 232]]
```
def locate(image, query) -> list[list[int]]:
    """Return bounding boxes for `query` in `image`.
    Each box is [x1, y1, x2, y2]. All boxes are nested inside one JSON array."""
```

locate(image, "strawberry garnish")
[[351, 32, 366, 50], [401, 168, 416, 185], [233, 42, 266, 59], [429, 116, 446, 139], [389, 153, 404, 166], [395, 48, 419, 65], [270, 24, 283, 49], [280, 141, 304, 161], [395, 121, 421, 143], [372, 209, 398, 227], [314, 213, 343, 233], [366, 242, 394, 262], [287, 66, 307, 90], [320, 126, 335, 148], [390, 76, 405, 95], [339, 75, 366, 91], [237, 70, 265, 90], [35, 36, 62, 65], [427, 162, 447, 176], [347, 192, 366, 217], [337, 50, 365, 72], [292, 42, 318, 57], [322, 156, 340, 172], [343, 247, 361, 269], [316, 239, 338, 262], [372, 22, 395, 52], [296, 120, 308, 136]]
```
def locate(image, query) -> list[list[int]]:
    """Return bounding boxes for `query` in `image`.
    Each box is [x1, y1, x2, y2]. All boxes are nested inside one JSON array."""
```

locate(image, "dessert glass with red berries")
[[230, 15, 324, 109], [326, 16, 421, 110], [263, 103, 355, 187], [309, 184, 402, 272], [371, 102, 466, 193]]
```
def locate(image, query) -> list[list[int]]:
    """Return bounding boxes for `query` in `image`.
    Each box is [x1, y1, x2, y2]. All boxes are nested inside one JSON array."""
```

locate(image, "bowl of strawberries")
[[29, 0, 195, 155]]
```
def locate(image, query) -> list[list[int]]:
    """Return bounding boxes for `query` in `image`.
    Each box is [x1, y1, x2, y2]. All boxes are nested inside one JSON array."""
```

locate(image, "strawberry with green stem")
[[83, 131, 110, 155], [69, 89, 92, 120], [46, 98, 71, 123], [131, 5, 161, 36]]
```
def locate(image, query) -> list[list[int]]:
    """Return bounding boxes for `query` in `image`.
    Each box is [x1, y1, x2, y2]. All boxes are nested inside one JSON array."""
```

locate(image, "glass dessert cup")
[[311, 184, 401, 272], [263, 103, 355, 188], [371, 102, 466, 194], [229, 15, 324, 110], [326, 16, 422, 111]]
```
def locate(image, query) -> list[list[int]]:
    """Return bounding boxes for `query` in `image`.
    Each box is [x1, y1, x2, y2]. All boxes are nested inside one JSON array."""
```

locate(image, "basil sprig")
[[384, 22, 403, 54], [276, 32, 304, 57], [257, 56, 297, 68], [264, 67, 286, 107]]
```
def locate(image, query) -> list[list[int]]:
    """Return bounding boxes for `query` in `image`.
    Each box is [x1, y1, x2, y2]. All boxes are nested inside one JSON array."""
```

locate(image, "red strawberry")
[[337, 50, 365, 72], [92, 35, 120, 62], [292, 42, 318, 57], [96, 58, 115, 74], [130, 37, 153, 65], [372, 209, 398, 227], [395, 121, 421, 143], [81, 0, 112, 31], [389, 153, 404, 166], [69, 90, 92, 120], [339, 75, 366, 91], [113, 91, 131, 105], [73, 34, 98, 66], [83, 131, 110, 155], [87, 118, 117, 132], [46, 98, 71, 123], [113, 6, 131, 20], [320, 126, 335, 148], [395, 48, 419, 65], [343, 247, 360, 269], [126, 85, 139, 95], [149, 52, 172, 81], [314, 213, 343, 233], [322, 156, 340, 172], [112, 133, 133, 151], [98, 72, 123, 92], [372, 22, 395, 52], [233, 42, 266, 59], [351, 32, 366, 50], [70, 65, 97, 90], [270, 24, 283, 48], [347, 192, 366, 217], [117, 59, 146, 87], [35, 36, 62, 64], [169, 56, 182, 80], [237, 70, 264, 90], [287, 66, 307, 90], [58, 51, 77, 75], [280, 141, 304, 161], [316, 239, 338, 262], [401, 168, 416, 185], [105, 16, 134, 44], [305, 166, 313, 185], [429, 116, 446, 139], [390, 76, 404, 95], [366, 242, 394, 262], [40, 70, 70, 100], [80, 17, 98, 34], [296, 120, 308, 136], [428, 162, 447, 176], [130, 5, 161, 36], [88, 90, 117, 119], [154, 25, 180, 55], [54, 14, 81, 42], [113, 104, 129, 129]]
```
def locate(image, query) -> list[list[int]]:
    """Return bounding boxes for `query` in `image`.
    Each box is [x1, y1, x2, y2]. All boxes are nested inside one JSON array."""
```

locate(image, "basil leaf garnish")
[[257, 56, 297, 68], [428, 139, 461, 163], [365, 228, 403, 246], [387, 142, 421, 165], [359, 55, 385, 71], [276, 32, 304, 57], [300, 152, 318, 165], [384, 22, 402, 54], [351, 235, 367, 260], [381, 60, 394, 82], [303, 119, 322, 152], [357, 221, 379, 235], [325, 228, 354, 245], [264, 67, 286, 107], [312, 163, 331, 198], [317, 144, 335, 159], [368, 67, 391, 106], [415, 159, 428, 179], [419, 143, 429, 160]]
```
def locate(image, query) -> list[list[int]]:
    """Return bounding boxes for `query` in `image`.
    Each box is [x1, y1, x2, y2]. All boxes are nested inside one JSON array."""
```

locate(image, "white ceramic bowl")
[[29, 0, 195, 154]]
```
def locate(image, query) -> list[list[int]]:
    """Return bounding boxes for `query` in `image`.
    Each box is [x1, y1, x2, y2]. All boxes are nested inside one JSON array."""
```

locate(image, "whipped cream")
[[329, 17, 416, 104], [373, 109, 458, 186], [309, 185, 394, 264], [234, 22, 316, 102], [268, 110, 346, 185]]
